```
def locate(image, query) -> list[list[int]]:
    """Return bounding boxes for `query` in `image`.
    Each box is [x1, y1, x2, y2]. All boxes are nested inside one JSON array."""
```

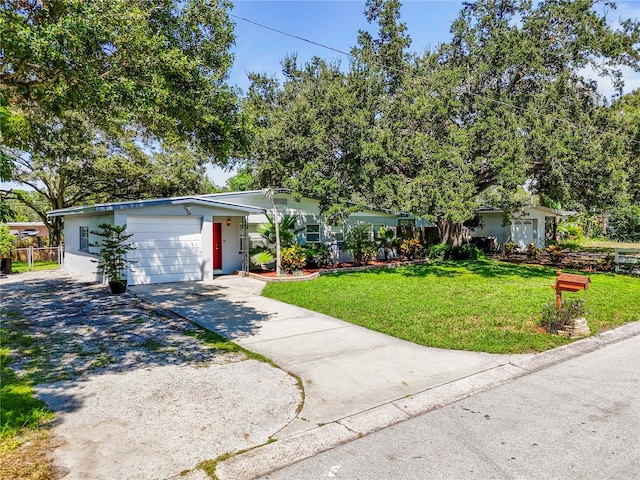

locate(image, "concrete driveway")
[[1, 271, 301, 480], [131, 275, 531, 438]]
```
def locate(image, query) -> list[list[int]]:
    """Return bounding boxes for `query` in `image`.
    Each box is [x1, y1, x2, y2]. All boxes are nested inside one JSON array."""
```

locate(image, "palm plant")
[[250, 250, 275, 270], [257, 212, 304, 247], [344, 225, 376, 266], [376, 227, 396, 261]]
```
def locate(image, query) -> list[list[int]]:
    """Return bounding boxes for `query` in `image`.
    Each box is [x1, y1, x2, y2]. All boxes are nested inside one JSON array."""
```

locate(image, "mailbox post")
[[552, 271, 590, 309]]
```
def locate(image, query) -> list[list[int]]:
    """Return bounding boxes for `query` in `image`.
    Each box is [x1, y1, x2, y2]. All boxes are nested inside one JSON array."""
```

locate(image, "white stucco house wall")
[[48, 189, 419, 285], [470, 205, 571, 251]]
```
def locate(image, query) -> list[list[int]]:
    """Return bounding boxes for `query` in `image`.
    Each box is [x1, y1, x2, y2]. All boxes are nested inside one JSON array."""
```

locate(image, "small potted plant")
[[91, 223, 136, 294]]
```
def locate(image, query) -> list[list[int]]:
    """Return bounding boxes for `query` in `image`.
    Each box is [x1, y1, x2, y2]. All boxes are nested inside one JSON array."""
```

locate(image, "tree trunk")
[[437, 219, 464, 246], [49, 217, 64, 246]]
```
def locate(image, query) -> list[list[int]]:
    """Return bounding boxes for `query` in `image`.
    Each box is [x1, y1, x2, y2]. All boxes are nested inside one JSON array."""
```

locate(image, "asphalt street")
[[264, 335, 640, 480]]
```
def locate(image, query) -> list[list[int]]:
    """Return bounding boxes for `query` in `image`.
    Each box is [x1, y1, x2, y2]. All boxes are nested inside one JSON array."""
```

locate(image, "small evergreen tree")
[[91, 224, 136, 286]]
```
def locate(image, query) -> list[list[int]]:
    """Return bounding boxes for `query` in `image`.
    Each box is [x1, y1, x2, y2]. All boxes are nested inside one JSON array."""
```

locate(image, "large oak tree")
[[243, 0, 639, 244], [1, 0, 248, 243]]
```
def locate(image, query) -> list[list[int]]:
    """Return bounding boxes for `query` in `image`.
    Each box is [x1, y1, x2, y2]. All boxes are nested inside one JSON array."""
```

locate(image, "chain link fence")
[[11, 246, 64, 271]]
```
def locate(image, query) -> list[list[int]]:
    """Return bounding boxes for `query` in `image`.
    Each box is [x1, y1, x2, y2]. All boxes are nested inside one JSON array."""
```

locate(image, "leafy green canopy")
[[1, 0, 246, 158], [242, 0, 639, 243], [1, 0, 247, 243]]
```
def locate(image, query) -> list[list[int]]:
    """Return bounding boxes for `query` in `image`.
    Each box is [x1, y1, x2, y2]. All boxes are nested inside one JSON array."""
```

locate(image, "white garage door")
[[127, 216, 203, 285]]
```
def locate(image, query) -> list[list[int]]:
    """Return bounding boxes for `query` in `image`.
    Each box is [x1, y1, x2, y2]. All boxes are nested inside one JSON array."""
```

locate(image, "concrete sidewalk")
[[131, 275, 530, 437]]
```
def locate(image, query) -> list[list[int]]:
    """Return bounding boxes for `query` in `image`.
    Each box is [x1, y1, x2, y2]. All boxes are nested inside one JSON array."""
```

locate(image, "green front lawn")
[[9, 260, 59, 273], [262, 260, 640, 354]]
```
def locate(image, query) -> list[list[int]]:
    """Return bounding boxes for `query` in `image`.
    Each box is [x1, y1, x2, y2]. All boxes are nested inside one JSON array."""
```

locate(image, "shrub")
[[597, 253, 615, 272], [526, 242, 541, 260], [0, 225, 15, 257], [503, 241, 517, 257], [344, 226, 376, 265], [400, 238, 424, 260], [450, 244, 482, 260], [250, 249, 275, 269], [303, 244, 332, 268], [539, 299, 587, 334], [557, 222, 583, 240], [362, 243, 378, 264], [428, 243, 450, 261], [545, 244, 564, 265], [280, 245, 307, 273]]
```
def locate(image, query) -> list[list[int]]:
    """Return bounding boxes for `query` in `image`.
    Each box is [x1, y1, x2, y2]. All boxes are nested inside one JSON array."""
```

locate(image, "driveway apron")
[[131, 275, 531, 437]]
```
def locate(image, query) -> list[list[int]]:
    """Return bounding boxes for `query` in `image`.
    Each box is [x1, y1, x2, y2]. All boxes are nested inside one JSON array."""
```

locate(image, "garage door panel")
[[130, 232, 201, 242], [129, 256, 203, 268], [129, 246, 202, 258], [127, 216, 203, 285], [130, 271, 203, 285], [130, 263, 201, 276]]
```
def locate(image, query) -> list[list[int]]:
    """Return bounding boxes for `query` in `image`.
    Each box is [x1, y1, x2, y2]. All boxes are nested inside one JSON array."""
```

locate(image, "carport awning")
[[248, 214, 269, 225]]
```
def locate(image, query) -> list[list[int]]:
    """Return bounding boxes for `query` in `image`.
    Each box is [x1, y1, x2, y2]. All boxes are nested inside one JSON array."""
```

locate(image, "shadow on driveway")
[[1, 271, 301, 480]]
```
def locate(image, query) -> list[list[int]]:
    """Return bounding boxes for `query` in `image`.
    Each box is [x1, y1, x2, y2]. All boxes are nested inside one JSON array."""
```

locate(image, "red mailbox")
[[552, 271, 590, 309]]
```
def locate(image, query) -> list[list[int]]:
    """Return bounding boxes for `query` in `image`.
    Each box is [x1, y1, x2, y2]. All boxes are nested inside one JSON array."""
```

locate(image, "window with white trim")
[[306, 224, 320, 243], [79, 226, 89, 252], [372, 224, 386, 240]]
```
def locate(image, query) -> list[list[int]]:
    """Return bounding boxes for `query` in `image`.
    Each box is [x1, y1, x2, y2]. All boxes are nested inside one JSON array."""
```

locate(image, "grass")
[[9, 261, 59, 273], [0, 429, 54, 480], [262, 259, 640, 354], [0, 345, 55, 479], [559, 238, 640, 253]]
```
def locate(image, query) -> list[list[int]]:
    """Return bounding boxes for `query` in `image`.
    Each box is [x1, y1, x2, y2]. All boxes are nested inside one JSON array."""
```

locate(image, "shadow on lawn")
[[326, 259, 556, 280]]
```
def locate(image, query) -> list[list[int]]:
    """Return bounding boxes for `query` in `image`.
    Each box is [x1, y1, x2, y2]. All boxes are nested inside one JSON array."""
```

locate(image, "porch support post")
[[241, 216, 249, 276]]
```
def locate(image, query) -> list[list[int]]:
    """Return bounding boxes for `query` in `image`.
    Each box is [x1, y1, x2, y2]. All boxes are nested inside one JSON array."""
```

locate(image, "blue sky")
[[215, 0, 468, 184], [227, 0, 464, 92], [208, 0, 639, 185]]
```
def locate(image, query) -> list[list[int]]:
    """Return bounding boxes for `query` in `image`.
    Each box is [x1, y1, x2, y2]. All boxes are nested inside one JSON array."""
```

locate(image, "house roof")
[[4, 222, 47, 227], [477, 205, 575, 217], [47, 189, 416, 220], [47, 196, 265, 217], [201, 189, 411, 217]]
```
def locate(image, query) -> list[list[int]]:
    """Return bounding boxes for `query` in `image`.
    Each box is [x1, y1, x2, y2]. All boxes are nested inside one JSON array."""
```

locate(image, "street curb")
[[215, 321, 640, 480]]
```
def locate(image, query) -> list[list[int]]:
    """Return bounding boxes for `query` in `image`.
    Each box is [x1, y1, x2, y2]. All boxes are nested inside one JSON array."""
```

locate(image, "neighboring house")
[[5, 222, 49, 240], [470, 205, 572, 251], [48, 190, 419, 285]]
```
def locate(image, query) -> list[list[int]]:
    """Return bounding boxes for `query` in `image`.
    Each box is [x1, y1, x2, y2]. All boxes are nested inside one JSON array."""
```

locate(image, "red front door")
[[213, 223, 222, 270]]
